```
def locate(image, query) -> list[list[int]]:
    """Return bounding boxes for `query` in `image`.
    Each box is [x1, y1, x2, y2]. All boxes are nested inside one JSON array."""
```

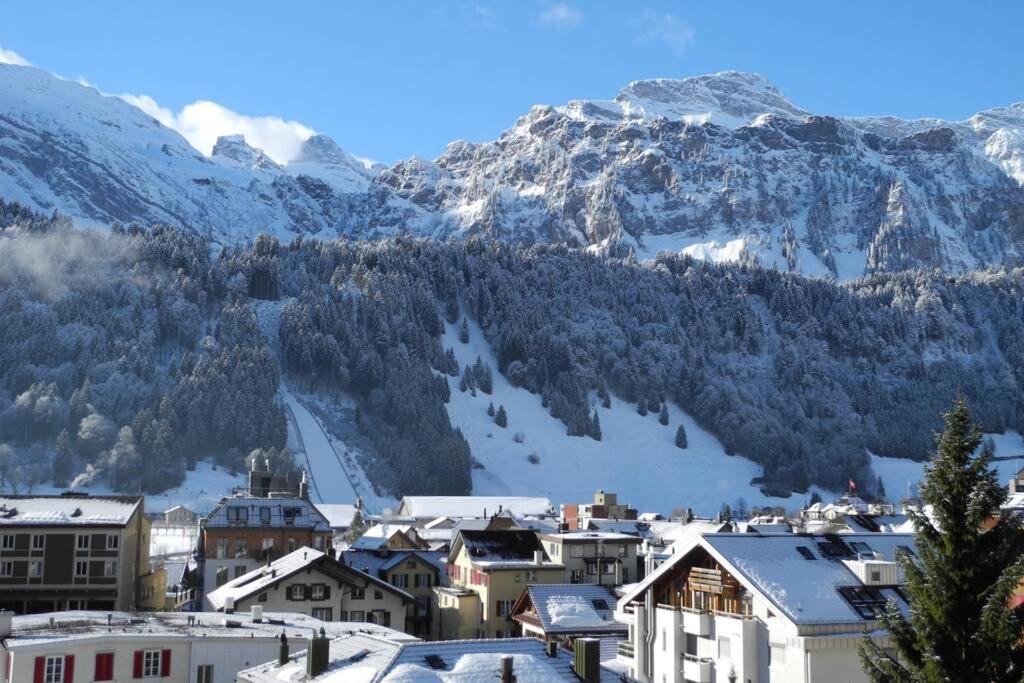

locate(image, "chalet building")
[[205, 547, 412, 630], [341, 549, 446, 638], [538, 531, 643, 585], [0, 609, 414, 683], [197, 480, 332, 595], [561, 490, 639, 530], [0, 493, 164, 614], [162, 505, 198, 526], [349, 523, 428, 552], [434, 530, 565, 640], [511, 583, 626, 646], [612, 533, 914, 683]]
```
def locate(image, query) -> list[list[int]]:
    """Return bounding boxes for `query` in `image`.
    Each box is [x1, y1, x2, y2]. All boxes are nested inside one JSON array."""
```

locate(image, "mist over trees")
[[0, 203, 1021, 499]]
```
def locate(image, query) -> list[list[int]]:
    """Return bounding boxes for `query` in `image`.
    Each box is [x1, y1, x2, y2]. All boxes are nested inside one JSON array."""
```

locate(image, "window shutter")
[[132, 651, 143, 679], [33, 658, 44, 683], [64, 655, 74, 683], [323, 585, 331, 600], [495, 600, 501, 617], [160, 650, 171, 677]]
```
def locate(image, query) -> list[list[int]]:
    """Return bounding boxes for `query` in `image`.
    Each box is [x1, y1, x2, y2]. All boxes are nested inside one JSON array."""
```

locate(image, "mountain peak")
[[211, 134, 282, 172], [287, 133, 373, 193]]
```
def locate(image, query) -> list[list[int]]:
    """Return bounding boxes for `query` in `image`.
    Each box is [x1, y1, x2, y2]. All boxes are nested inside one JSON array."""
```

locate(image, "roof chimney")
[[299, 470, 309, 500], [500, 655, 513, 683], [224, 596, 235, 614], [306, 630, 330, 678], [573, 638, 600, 683], [0, 609, 11, 639], [278, 632, 289, 666]]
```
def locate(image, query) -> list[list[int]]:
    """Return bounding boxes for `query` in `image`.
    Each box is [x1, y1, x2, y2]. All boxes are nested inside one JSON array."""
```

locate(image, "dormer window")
[[227, 507, 248, 526]]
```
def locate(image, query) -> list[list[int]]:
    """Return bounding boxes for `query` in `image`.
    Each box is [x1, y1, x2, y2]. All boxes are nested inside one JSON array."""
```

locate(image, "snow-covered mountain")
[[1, 63, 1023, 275], [376, 71, 1024, 276], [0, 63, 373, 242]]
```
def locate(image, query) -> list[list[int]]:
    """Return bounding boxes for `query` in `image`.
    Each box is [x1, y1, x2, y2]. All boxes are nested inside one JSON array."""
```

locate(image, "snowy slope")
[[871, 431, 1024, 501], [442, 318, 827, 516]]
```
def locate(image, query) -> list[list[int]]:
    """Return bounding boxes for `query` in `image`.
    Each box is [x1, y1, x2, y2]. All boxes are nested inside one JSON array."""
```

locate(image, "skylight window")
[[425, 655, 447, 670], [796, 546, 816, 560], [837, 586, 891, 620], [591, 599, 609, 610]]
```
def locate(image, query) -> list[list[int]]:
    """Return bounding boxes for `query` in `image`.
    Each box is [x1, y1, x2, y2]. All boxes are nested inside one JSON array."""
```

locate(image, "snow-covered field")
[[442, 319, 827, 516], [14, 461, 245, 515], [872, 431, 1024, 500]]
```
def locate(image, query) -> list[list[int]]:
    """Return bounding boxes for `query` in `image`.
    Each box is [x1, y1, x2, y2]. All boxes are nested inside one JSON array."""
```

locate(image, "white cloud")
[[119, 94, 315, 164], [631, 10, 696, 56], [0, 47, 32, 67], [540, 3, 583, 27]]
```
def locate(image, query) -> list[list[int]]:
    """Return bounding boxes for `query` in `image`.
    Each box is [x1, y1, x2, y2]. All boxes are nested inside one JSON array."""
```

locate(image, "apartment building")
[[434, 530, 565, 640], [341, 549, 446, 638], [539, 531, 643, 585], [198, 494, 332, 594], [0, 493, 164, 614], [561, 490, 638, 530], [205, 546, 412, 631], [0, 608, 415, 683], [613, 533, 914, 683]]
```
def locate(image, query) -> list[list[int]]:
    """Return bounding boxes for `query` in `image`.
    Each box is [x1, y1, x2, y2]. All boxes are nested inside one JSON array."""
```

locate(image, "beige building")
[[0, 493, 164, 614], [341, 549, 446, 638], [539, 531, 643, 585], [205, 547, 413, 631], [434, 530, 564, 639]]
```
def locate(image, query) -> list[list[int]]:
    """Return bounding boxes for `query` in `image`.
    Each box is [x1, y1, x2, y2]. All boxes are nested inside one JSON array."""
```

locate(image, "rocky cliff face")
[[1, 64, 1022, 276]]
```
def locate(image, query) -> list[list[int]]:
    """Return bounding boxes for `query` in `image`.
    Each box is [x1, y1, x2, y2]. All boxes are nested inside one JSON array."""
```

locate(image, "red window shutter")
[[33, 657, 44, 683], [132, 651, 143, 679], [64, 655, 74, 683], [95, 654, 113, 682], [160, 650, 171, 677]]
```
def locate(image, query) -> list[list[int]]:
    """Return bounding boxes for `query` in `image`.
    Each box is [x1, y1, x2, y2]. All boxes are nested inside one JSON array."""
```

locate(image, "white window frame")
[[143, 649, 161, 677], [196, 664, 214, 683], [75, 560, 88, 577], [291, 584, 305, 600], [76, 534, 89, 550], [1, 535, 14, 550], [44, 655, 64, 683], [311, 583, 325, 600], [106, 534, 119, 550], [311, 607, 333, 621], [31, 534, 44, 550], [0, 561, 13, 577], [29, 560, 42, 578], [103, 560, 117, 577]]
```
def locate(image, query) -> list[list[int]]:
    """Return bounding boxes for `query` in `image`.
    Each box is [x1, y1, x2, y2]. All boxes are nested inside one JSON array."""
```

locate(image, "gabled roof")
[[206, 547, 413, 610], [349, 524, 423, 551], [340, 549, 447, 585], [317, 504, 358, 529], [204, 495, 331, 532], [0, 494, 141, 526], [397, 496, 555, 519], [621, 533, 916, 627], [513, 584, 625, 635]]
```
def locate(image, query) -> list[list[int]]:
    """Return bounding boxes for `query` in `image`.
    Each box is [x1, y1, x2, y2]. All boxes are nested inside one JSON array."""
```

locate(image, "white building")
[[0, 609, 414, 683], [205, 547, 413, 630], [612, 533, 913, 683], [395, 496, 556, 522], [538, 531, 644, 585]]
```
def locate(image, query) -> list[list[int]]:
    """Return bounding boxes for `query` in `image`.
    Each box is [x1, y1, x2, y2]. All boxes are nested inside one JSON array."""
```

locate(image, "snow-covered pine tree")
[[590, 410, 602, 441], [494, 405, 507, 428], [675, 424, 688, 449], [458, 317, 470, 344], [858, 398, 1024, 680], [659, 404, 669, 426], [487, 402, 495, 417]]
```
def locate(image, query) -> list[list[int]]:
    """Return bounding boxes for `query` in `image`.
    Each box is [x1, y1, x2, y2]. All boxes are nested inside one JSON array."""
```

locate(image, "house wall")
[[540, 536, 641, 585], [435, 591, 480, 640], [380, 555, 439, 638], [201, 528, 330, 592], [225, 571, 407, 632], [5, 637, 191, 683]]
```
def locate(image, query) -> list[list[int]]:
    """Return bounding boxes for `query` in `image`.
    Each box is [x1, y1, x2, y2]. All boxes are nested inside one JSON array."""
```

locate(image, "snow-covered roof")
[[0, 494, 141, 526], [238, 634, 606, 682], [318, 504, 358, 529], [206, 547, 412, 611], [622, 533, 916, 627], [541, 530, 643, 544], [6, 610, 413, 648], [397, 496, 555, 519], [340, 550, 447, 584], [204, 495, 331, 532], [516, 584, 625, 635], [453, 530, 557, 569], [350, 524, 419, 551]]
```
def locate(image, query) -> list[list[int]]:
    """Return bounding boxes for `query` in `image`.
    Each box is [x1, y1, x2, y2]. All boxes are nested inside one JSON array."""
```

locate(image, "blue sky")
[[1, 1, 1021, 163]]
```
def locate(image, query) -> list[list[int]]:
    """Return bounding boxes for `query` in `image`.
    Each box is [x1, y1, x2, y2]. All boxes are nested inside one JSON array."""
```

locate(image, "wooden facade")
[[651, 546, 752, 616]]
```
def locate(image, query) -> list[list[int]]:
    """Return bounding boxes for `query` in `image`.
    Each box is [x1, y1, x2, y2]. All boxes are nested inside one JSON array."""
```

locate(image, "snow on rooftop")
[[0, 495, 140, 526], [397, 496, 554, 519], [318, 504, 358, 529], [524, 584, 623, 634], [206, 546, 327, 610]]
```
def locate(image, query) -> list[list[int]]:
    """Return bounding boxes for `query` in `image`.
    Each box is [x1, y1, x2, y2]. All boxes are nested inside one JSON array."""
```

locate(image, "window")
[[414, 572, 433, 588], [415, 595, 429, 613], [103, 560, 117, 577], [29, 561, 42, 578], [76, 534, 89, 550], [390, 574, 408, 588], [525, 569, 537, 581], [258, 592, 267, 602], [260, 507, 271, 525], [796, 546, 816, 560], [1, 535, 13, 550], [290, 584, 305, 600], [769, 643, 786, 667], [368, 610, 390, 627], [586, 561, 597, 575], [495, 600, 514, 617], [283, 508, 299, 525], [94, 652, 115, 681], [600, 559, 615, 574], [215, 539, 229, 559], [75, 560, 87, 577], [685, 633, 698, 657], [718, 637, 732, 659], [570, 545, 583, 558], [591, 599, 609, 611], [196, 664, 214, 683], [311, 607, 333, 621], [349, 610, 365, 622], [0, 561, 13, 577], [311, 584, 325, 600], [215, 566, 229, 587], [261, 537, 274, 551], [870, 570, 881, 583], [838, 586, 892, 619], [287, 538, 296, 553], [143, 650, 162, 677], [234, 538, 248, 558], [106, 534, 119, 550], [234, 565, 247, 578], [618, 544, 627, 557], [570, 569, 583, 583], [351, 587, 365, 600], [31, 534, 44, 550], [374, 590, 383, 600], [44, 656, 64, 683], [227, 507, 248, 525]]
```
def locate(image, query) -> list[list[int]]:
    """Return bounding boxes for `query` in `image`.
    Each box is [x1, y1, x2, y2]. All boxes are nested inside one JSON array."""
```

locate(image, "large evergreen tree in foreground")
[[859, 398, 1024, 681]]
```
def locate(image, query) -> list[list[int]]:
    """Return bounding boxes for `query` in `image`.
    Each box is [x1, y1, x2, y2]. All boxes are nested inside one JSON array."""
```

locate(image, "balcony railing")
[[617, 640, 635, 659], [681, 654, 713, 683]]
